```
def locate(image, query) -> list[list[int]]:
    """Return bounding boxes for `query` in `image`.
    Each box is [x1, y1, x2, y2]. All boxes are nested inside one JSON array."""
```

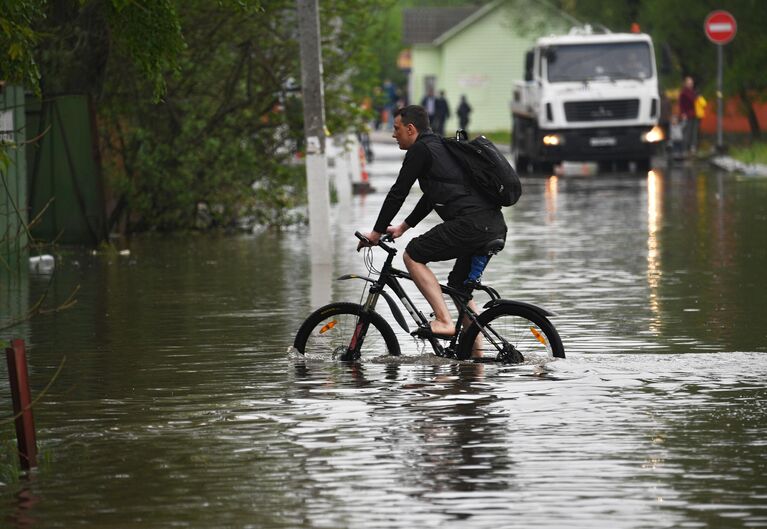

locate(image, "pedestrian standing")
[[421, 89, 437, 129], [669, 114, 685, 159], [457, 95, 472, 135], [678, 76, 698, 156], [433, 90, 450, 136], [383, 79, 398, 130]]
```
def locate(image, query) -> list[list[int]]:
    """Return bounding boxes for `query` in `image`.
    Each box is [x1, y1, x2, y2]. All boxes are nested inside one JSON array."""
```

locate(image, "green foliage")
[[555, 1, 767, 96], [2, 1, 184, 98], [0, 438, 22, 485], [729, 141, 767, 165], [94, 0, 388, 231], [105, 0, 186, 99], [0, 0, 45, 92]]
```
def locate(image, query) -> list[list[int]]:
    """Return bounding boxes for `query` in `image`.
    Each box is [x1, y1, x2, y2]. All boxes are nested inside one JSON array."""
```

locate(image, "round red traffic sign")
[[705, 10, 737, 44]]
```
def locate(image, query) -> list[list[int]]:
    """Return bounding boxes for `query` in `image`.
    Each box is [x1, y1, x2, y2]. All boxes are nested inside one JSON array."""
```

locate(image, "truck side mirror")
[[524, 50, 534, 82]]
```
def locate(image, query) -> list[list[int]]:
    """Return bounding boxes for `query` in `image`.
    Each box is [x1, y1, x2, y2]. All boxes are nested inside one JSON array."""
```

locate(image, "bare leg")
[[458, 299, 483, 358], [404, 252, 454, 336]]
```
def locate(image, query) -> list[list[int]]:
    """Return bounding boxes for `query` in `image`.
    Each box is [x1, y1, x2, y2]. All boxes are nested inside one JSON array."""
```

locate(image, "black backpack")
[[441, 130, 522, 207]]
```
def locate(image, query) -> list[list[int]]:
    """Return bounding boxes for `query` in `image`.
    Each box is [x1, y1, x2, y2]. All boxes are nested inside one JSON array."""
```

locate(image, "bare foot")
[[429, 320, 455, 336]]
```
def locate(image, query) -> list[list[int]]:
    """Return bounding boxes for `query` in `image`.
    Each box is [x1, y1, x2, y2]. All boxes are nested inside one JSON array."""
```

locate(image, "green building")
[[403, 0, 571, 133]]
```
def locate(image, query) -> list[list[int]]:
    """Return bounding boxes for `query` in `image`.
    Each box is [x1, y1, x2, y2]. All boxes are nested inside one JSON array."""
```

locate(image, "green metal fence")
[[26, 94, 106, 245], [0, 85, 28, 270]]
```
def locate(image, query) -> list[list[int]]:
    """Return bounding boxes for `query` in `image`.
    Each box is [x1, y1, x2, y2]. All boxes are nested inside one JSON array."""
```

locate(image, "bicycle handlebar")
[[355, 231, 396, 255]]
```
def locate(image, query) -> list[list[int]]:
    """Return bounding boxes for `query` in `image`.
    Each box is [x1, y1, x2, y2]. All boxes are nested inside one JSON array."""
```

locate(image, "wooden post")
[[5, 339, 37, 470]]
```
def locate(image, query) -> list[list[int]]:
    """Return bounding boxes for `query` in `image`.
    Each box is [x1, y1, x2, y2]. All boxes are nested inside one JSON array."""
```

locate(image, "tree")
[[556, 0, 767, 138], [643, 0, 766, 138], [97, 0, 394, 231], [5, 0, 394, 232], [0, 0, 45, 91], [1, 0, 184, 99]]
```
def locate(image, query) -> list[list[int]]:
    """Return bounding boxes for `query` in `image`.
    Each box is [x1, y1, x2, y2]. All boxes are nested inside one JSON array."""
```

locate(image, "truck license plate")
[[590, 136, 616, 146]]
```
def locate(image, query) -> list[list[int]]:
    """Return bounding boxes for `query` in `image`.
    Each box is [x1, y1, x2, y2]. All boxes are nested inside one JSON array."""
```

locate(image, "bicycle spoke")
[[300, 310, 395, 358], [476, 314, 556, 360]]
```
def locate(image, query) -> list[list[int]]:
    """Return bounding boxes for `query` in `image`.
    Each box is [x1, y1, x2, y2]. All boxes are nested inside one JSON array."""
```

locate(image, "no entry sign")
[[705, 10, 737, 45]]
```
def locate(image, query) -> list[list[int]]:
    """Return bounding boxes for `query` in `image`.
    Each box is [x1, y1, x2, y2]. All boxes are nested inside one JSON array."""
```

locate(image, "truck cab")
[[511, 26, 664, 172]]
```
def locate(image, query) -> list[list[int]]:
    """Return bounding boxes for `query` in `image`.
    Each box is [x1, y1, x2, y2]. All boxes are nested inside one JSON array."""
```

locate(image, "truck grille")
[[564, 99, 639, 122]]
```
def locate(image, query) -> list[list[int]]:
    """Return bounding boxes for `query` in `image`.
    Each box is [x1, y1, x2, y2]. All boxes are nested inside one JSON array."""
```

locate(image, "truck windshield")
[[546, 41, 653, 82]]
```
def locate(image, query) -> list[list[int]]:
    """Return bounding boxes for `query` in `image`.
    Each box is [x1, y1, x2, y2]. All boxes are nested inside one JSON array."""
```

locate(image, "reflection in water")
[[1, 154, 767, 528], [310, 262, 333, 309], [545, 175, 558, 223], [646, 169, 663, 333], [6, 482, 38, 529], [404, 363, 513, 496]]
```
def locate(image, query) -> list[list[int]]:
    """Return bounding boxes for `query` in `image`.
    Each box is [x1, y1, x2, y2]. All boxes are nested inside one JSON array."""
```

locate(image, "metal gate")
[[26, 94, 107, 245]]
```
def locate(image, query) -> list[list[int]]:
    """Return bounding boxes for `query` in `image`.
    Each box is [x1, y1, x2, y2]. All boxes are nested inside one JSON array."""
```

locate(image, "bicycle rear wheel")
[[293, 302, 401, 360], [457, 304, 565, 362]]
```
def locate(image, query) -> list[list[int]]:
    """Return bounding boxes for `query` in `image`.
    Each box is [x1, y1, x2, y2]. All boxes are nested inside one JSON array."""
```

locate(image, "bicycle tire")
[[456, 304, 565, 361], [293, 302, 401, 359]]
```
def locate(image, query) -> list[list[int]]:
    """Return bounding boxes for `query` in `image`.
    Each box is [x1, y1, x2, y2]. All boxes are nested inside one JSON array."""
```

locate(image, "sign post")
[[704, 10, 737, 152]]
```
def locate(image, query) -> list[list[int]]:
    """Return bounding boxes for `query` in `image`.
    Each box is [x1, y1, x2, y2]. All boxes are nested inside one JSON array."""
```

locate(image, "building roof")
[[402, 6, 481, 45]]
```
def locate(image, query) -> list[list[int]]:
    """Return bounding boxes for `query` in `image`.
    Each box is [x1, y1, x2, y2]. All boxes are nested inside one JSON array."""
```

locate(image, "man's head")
[[392, 105, 430, 150], [684, 76, 694, 88]]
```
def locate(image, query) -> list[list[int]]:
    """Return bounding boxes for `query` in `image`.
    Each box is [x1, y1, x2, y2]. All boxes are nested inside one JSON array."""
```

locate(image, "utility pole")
[[296, 0, 332, 264]]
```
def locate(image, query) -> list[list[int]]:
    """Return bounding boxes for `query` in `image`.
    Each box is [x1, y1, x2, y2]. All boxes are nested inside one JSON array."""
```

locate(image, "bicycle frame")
[[342, 234, 512, 359]]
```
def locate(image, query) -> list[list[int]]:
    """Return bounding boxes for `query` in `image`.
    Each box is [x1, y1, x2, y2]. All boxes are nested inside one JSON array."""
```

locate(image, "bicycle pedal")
[[411, 327, 453, 340]]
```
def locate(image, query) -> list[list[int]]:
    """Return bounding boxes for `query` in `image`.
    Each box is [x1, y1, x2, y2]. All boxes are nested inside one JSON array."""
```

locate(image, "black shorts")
[[405, 210, 507, 289]]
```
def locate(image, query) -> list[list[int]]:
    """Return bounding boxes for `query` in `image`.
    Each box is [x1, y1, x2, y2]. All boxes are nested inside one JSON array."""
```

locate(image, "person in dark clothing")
[[678, 76, 697, 155], [433, 90, 450, 135], [359, 105, 507, 348], [421, 89, 437, 127], [457, 95, 472, 134]]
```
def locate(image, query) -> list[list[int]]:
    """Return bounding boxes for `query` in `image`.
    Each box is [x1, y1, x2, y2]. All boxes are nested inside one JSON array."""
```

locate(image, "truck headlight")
[[542, 134, 563, 146], [642, 125, 665, 143]]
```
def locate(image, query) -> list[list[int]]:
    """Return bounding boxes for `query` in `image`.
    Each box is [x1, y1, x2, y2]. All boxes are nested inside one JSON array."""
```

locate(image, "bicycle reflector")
[[530, 327, 548, 346], [319, 321, 337, 334]]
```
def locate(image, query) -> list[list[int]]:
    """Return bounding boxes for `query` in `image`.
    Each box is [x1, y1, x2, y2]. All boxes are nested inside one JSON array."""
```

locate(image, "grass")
[[728, 140, 767, 165]]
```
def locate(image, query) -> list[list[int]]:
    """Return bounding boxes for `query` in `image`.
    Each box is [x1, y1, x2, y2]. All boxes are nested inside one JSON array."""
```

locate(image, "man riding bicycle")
[[359, 105, 507, 349]]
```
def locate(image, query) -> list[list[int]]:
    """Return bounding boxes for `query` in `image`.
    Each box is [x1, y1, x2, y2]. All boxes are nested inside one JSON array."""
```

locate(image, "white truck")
[[511, 26, 665, 172]]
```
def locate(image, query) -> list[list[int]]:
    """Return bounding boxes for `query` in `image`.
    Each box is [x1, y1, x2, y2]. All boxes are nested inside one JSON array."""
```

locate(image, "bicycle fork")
[[344, 290, 381, 360]]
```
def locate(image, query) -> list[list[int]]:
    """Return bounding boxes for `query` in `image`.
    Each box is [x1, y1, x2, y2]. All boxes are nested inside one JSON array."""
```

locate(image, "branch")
[[0, 356, 67, 426]]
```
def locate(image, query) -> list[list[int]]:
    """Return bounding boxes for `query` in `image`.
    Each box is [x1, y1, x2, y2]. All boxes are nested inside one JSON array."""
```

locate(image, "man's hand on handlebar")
[[386, 222, 410, 240], [356, 230, 381, 251]]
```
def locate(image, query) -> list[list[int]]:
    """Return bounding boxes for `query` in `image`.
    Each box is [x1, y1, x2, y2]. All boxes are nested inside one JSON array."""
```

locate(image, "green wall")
[[408, 0, 568, 133], [411, 46, 442, 105]]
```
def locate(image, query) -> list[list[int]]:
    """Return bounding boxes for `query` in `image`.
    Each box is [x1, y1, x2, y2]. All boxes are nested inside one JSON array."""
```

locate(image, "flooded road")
[[1, 140, 766, 528]]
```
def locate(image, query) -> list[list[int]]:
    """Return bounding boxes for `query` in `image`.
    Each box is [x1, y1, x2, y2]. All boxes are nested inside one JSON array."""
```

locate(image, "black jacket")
[[373, 132, 496, 233]]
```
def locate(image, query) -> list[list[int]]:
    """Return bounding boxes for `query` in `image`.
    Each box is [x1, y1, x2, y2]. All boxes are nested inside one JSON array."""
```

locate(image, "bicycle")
[[293, 232, 565, 363]]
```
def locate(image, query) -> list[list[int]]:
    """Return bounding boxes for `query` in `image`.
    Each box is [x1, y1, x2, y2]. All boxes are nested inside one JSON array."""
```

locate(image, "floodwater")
[[1, 139, 766, 528]]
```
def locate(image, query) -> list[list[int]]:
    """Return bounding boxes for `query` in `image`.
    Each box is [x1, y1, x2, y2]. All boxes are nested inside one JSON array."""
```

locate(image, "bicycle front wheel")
[[457, 304, 565, 361], [293, 302, 401, 360]]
